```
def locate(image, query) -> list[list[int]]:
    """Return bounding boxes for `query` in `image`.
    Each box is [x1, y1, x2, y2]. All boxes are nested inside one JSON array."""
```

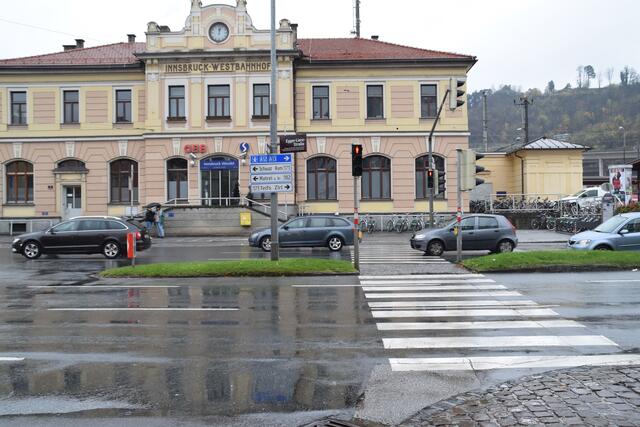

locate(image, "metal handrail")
[[157, 197, 290, 221]]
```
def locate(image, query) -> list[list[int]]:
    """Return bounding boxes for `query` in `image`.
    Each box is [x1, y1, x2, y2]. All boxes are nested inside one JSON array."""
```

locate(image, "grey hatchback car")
[[410, 214, 518, 256], [568, 213, 640, 251], [249, 215, 355, 252]]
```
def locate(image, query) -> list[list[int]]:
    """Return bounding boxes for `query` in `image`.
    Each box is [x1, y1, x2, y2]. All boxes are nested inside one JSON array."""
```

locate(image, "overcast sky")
[[1, 0, 637, 92]]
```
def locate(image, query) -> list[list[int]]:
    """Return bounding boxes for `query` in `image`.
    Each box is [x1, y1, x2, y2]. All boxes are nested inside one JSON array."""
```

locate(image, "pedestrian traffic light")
[[351, 144, 363, 177], [459, 149, 485, 190], [449, 78, 466, 110]]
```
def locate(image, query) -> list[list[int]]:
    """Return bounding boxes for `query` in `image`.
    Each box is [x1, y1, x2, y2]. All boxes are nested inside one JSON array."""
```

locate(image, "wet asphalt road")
[[2, 236, 640, 426]]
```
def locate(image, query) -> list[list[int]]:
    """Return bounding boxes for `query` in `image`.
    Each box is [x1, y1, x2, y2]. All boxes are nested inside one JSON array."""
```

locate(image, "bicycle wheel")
[[385, 220, 394, 232], [546, 217, 556, 231], [530, 218, 540, 230]]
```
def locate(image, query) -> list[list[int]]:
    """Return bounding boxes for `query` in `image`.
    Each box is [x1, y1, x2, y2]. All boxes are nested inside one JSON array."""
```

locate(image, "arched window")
[[56, 159, 86, 171], [415, 155, 445, 199], [167, 158, 188, 202], [362, 155, 391, 200], [110, 159, 138, 203], [5, 161, 33, 204], [307, 156, 337, 200]]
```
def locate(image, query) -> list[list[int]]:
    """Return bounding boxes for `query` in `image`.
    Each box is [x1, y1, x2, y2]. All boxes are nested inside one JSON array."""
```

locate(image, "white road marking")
[[389, 354, 640, 371], [362, 285, 507, 291], [359, 274, 485, 279], [48, 308, 239, 312], [29, 286, 180, 289], [382, 335, 618, 349], [587, 279, 640, 283], [0, 357, 24, 362], [365, 291, 522, 299], [368, 300, 538, 308], [358, 261, 450, 264], [371, 308, 559, 318], [361, 279, 495, 285], [376, 319, 585, 331]]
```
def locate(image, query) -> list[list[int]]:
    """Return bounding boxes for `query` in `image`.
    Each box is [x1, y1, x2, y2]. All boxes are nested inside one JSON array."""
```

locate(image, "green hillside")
[[468, 82, 640, 152]]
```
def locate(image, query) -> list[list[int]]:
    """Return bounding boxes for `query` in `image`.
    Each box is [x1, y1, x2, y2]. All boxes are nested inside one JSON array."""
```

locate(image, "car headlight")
[[12, 238, 20, 244], [578, 239, 591, 245], [414, 233, 426, 240]]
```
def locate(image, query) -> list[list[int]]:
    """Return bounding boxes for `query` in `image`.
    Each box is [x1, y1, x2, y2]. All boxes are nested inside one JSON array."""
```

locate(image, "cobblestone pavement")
[[401, 365, 640, 426]]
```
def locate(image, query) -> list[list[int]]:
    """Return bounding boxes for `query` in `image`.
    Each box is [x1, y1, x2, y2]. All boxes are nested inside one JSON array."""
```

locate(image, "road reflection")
[[0, 279, 379, 417]]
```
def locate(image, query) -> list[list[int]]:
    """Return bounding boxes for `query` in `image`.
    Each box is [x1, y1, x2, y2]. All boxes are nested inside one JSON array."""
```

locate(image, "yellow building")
[[0, 0, 476, 224], [477, 137, 587, 198]]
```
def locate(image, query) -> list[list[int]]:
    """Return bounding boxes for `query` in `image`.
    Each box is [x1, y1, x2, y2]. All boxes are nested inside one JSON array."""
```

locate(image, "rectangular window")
[[168, 86, 185, 119], [312, 86, 330, 119], [63, 90, 79, 124], [366, 85, 384, 119], [115, 90, 132, 123], [420, 84, 437, 118], [11, 91, 27, 125], [253, 84, 270, 118], [208, 85, 231, 118]]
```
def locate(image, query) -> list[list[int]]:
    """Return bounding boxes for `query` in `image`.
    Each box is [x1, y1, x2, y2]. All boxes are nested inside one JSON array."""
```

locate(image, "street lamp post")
[[619, 126, 627, 163]]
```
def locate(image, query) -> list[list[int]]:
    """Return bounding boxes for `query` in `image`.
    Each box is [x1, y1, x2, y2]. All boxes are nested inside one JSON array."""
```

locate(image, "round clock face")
[[209, 22, 229, 43]]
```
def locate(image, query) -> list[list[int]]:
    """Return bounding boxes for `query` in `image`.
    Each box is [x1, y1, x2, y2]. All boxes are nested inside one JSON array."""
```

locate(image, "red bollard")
[[127, 232, 136, 266]]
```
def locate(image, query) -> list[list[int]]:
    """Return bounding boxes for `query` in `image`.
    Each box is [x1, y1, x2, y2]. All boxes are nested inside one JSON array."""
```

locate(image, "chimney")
[[63, 44, 76, 51], [371, 35, 379, 40], [127, 34, 136, 43], [75, 39, 85, 49], [290, 23, 298, 45]]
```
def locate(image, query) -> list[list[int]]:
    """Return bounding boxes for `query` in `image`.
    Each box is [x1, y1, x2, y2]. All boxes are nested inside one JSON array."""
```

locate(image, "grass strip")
[[462, 250, 640, 273], [101, 258, 357, 278]]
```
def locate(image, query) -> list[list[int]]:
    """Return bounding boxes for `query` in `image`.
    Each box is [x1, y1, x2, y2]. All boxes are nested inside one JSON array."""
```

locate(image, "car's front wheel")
[[426, 240, 444, 256], [22, 241, 42, 259], [327, 236, 344, 252], [102, 241, 121, 259], [594, 245, 612, 251], [497, 239, 514, 253], [259, 236, 272, 252]]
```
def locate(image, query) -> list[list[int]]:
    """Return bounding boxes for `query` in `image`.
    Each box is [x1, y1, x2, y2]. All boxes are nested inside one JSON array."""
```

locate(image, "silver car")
[[568, 213, 640, 251], [410, 214, 518, 256], [249, 215, 355, 252]]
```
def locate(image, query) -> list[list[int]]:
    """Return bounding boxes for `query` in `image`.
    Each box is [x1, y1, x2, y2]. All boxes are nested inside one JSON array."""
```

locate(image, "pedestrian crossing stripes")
[[352, 245, 449, 265], [358, 273, 640, 372]]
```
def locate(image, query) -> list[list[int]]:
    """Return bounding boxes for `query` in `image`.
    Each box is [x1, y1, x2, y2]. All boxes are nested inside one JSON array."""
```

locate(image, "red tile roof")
[[0, 42, 146, 67], [297, 38, 474, 62]]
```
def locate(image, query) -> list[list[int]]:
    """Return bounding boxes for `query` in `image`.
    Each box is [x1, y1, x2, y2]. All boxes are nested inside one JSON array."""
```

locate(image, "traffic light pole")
[[353, 176, 360, 271], [428, 89, 450, 227], [456, 149, 463, 263]]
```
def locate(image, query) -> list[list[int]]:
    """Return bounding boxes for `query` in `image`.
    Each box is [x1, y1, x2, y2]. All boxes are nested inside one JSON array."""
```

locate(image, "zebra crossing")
[[352, 244, 448, 265], [359, 273, 640, 372]]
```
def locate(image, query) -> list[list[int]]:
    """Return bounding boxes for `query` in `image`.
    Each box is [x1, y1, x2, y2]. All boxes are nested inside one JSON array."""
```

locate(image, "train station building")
[[0, 0, 476, 226]]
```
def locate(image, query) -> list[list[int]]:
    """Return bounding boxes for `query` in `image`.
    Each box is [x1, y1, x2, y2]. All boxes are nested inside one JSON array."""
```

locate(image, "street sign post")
[[250, 154, 294, 194]]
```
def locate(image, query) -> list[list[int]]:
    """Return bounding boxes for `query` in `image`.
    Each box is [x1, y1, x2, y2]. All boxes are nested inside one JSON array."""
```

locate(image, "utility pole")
[[514, 96, 532, 145], [456, 149, 463, 263], [354, 0, 361, 38], [482, 91, 489, 152], [269, 0, 279, 261]]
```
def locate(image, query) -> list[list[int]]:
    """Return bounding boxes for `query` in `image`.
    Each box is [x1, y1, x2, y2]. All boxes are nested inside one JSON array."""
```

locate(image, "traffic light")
[[449, 78, 466, 110], [351, 144, 363, 177], [427, 168, 435, 190], [437, 169, 446, 196], [459, 149, 485, 190]]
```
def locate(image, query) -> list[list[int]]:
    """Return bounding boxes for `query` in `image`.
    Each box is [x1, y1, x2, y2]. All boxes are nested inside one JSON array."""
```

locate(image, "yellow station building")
[[0, 0, 476, 226]]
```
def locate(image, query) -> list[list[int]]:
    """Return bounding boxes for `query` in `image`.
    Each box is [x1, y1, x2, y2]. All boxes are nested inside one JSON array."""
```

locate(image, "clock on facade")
[[209, 22, 229, 43]]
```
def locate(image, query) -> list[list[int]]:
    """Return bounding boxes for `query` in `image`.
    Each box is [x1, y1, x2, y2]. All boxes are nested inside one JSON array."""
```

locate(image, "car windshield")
[[570, 190, 584, 197], [594, 216, 628, 233]]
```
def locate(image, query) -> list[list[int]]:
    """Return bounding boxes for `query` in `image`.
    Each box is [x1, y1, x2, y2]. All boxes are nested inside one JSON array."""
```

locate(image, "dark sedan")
[[410, 214, 518, 256], [12, 216, 151, 259], [249, 215, 355, 252]]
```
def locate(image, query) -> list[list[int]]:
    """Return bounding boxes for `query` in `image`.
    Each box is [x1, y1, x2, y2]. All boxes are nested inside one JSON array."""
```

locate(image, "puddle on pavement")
[[0, 281, 379, 417]]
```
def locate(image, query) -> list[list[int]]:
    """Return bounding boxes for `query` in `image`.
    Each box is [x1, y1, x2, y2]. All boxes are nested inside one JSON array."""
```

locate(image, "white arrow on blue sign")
[[250, 154, 292, 164]]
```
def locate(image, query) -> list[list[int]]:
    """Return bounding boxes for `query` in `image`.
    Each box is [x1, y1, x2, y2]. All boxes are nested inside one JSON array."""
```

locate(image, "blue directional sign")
[[250, 154, 293, 193], [239, 142, 250, 153]]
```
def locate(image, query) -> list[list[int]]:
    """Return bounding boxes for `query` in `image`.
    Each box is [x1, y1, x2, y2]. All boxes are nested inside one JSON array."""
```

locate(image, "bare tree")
[[576, 65, 584, 88], [597, 71, 603, 88], [606, 67, 615, 86]]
